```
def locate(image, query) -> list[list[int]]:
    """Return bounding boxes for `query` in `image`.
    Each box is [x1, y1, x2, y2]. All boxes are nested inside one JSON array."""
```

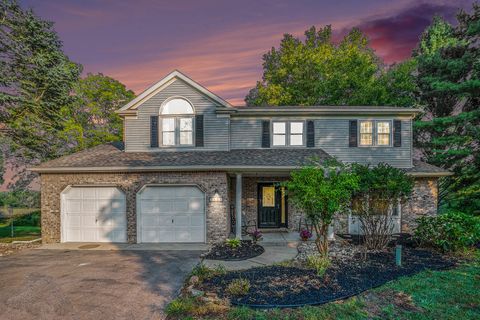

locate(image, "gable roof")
[[116, 70, 233, 115]]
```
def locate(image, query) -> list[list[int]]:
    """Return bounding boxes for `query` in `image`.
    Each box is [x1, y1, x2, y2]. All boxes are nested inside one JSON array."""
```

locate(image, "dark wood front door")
[[258, 183, 287, 228]]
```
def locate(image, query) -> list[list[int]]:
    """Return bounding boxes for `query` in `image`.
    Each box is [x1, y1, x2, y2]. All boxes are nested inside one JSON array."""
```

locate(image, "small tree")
[[351, 163, 414, 250], [284, 159, 359, 256]]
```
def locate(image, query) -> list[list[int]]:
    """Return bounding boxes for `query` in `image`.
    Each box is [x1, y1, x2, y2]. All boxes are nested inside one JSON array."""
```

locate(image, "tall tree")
[[0, 0, 82, 186], [414, 7, 480, 215], [59, 73, 135, 151], [245, 25, 416, 107]]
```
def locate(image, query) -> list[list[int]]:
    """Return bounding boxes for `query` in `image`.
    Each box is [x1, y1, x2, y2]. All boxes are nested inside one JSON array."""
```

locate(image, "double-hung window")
[[273, 122, 286, 146], [376, 121, 391, 146], [272, 121, 304, 146], [160, 98, 194, 146], [359, 121, 373, 146], [359, 120, 391, 146]]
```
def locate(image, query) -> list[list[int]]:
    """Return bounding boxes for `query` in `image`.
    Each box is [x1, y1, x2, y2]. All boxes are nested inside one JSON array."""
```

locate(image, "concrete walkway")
[[39, 242, 209, 251], [202, 244, 298, 270]]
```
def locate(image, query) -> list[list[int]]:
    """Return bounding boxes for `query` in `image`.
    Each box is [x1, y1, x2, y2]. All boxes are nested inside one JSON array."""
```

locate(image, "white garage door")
[[138, 186, 205, 243], [62, 187, 127, 242]]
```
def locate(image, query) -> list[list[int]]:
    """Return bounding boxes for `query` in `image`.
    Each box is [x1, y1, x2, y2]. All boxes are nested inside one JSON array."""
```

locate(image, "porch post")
[[235, 173, 242, 239]]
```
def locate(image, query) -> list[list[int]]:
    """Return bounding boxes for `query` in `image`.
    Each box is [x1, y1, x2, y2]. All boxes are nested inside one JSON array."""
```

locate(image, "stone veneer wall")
[[40, 171, 229, 244], [229, 176, 304, 232], [228, 176, 439, 235], [401, 177, 439, 233]]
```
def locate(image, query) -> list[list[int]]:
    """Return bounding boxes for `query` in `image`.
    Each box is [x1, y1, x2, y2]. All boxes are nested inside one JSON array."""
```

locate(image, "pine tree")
[[414, 6, 480, 215]]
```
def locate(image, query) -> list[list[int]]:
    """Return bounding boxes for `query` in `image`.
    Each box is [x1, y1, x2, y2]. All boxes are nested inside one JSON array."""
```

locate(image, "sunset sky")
[[21, 0, 471, 105]]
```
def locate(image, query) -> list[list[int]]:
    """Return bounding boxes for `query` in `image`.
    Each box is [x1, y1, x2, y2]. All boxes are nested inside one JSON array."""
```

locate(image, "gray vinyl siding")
[[230, 117, 412, 168], [124, 79, 229, 152], [230, 119, 263, 148], [315, 119, 412, 168]]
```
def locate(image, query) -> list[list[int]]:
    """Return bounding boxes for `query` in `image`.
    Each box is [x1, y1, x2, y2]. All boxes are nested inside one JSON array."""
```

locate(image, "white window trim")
[[160, 116, 195, 147], [159, 96, 195, 148], [271, 120, 306, 147], [358, 119, 392, 147]]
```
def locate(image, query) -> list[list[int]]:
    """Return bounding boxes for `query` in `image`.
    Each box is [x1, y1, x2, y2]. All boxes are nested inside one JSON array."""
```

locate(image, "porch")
[[227, 172, 305, 241]]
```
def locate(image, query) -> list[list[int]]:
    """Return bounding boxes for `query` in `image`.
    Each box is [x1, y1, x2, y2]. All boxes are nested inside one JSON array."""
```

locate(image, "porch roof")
[[29, 142, 450, 177]]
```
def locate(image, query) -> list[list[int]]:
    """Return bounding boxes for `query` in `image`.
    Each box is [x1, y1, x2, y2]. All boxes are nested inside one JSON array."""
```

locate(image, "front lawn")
[[166, 252, 479, 319], [0, 224, 41, 243]]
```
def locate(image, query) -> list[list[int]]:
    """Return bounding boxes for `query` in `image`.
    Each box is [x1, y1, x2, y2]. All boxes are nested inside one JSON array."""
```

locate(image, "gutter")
[[406, 171, 453, 177], [29, 165, 451, 177], [217, 107, 421, 117], [29, 165, 300, 174]]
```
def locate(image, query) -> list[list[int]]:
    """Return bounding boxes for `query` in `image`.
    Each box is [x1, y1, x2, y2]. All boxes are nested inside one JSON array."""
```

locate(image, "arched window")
[[162, 98, 194, 115], [160, 98, 194, 146]]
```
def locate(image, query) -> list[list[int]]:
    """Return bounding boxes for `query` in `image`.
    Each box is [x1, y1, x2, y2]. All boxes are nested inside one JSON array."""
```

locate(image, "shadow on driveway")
[[0, 248, 200, 319]]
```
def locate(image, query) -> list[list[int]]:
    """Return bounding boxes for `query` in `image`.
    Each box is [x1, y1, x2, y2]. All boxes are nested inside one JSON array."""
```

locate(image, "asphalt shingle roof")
[[30, 142, 450, 176], [31, 142, 331, 170]]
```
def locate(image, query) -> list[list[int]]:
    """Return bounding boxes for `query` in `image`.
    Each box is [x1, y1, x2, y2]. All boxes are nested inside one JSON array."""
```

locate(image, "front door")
[[258, 183, 287, 228]]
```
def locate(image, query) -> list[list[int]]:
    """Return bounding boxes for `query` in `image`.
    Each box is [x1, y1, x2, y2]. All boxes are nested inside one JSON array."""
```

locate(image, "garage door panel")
[[189, 199, 203, 211], [174, 228, 191, 241], [82, 188, 96, 199], [66, 200, 82, 213], [173, 200, 188, 212], [138, 186, 205, 243], [157, 215, 172, 225], [174, 215, 189, 226], [189, 227, 204, 242], [191, 215, 204, 226], [62, 187, 126, 243]]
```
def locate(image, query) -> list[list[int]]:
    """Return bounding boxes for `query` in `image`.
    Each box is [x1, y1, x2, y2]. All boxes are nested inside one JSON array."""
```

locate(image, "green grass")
[[0, 225, 41, 243], [167, 252, 480, 320]]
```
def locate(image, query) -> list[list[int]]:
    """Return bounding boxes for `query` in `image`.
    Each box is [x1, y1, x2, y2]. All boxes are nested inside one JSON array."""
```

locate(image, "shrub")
[[226, 278, 250, 296], [414, 211, 480, 252], [165, 297, 196, 317], [13, 211, 41, 226], [351, 163, 414, 250], [225, 238, 241, 249], [306, 254, 331, 277]]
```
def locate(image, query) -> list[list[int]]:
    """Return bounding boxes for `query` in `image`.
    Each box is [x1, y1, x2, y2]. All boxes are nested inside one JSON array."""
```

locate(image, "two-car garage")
[[61, 185, 205, 243]]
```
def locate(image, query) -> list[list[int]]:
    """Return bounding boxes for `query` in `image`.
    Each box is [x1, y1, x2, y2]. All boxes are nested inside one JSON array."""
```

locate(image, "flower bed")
[[198, 248, 456, 307], [202, 240, 264, 261]]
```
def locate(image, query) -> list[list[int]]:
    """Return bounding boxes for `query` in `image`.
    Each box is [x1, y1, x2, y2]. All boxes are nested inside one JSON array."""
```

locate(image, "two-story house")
[[31, 70, 450, 244]]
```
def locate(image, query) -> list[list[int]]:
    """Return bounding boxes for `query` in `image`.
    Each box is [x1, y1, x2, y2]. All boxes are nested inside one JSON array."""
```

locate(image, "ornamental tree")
[[350, 163, 414, 250], [284, 159, 359, 256]]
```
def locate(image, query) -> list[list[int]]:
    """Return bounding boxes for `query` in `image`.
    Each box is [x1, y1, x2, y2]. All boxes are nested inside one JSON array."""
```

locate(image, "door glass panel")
[[262, 186, 275, 207]]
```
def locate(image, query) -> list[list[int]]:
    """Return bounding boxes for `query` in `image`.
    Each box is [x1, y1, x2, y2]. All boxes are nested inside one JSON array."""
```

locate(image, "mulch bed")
[[198, 248, 456, 307], [202, 240, 264, 261]]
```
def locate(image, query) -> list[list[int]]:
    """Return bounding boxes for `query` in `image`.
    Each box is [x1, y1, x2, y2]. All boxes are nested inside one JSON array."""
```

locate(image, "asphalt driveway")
[[0, 248, 201, 320]]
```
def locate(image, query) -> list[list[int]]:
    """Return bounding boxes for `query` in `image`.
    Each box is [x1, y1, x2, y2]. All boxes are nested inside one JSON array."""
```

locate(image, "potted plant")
[[299, 228, 313, 241]]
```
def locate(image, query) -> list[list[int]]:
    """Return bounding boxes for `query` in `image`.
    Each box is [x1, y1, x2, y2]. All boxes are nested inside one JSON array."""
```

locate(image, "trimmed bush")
[[414, 211, 480, 252]]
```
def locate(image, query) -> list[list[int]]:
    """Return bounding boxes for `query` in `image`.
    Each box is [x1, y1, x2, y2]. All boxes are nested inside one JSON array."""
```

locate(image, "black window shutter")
[[150, 116, 159, 148], [306, 120, 315, 147], [195, 115, 204, 147], [261, 121, 270, 148], [349, 120, 358, 147], [393, 120, 402, 147]]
